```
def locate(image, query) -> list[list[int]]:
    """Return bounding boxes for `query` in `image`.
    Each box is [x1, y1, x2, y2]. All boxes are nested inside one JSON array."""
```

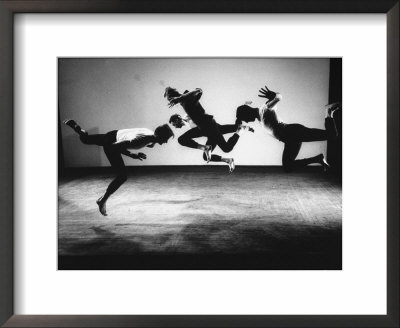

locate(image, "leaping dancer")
[[63, 119, 174, 215], [164, 87, 252, 166], [235, 85, 339, 172], [169, 114, 253, 173]]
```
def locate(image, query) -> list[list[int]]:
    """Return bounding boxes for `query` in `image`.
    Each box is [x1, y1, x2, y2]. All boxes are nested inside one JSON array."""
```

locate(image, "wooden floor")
[[58, 166, 342, 270]]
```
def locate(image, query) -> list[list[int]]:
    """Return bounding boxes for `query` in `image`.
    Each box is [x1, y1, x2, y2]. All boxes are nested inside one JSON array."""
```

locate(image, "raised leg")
[[63, 119, 86, 136], [325, 117, 338, 140], [63, 119, 117, 146], [282, 142, 326, 172], [177, 127, 213, 162], [206, 121, 240, 153], [283, 123, 327, 143], [177, 127, 204, 149], [79, 133, 113, 146]]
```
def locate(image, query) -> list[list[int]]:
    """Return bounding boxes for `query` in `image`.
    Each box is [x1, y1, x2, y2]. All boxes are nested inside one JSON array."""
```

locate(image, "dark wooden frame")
[[0, 1, 398, 327]]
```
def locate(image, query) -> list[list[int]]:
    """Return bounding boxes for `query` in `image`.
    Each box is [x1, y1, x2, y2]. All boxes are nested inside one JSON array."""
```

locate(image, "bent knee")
[[177, 136, 186, 146], [219, 145, 233, 153]]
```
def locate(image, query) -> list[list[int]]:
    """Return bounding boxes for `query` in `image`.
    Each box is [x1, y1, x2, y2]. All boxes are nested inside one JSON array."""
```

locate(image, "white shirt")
[[115, 128, 154, 149]]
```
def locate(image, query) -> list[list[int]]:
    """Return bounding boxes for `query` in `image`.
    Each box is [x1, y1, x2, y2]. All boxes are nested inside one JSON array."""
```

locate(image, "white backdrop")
[[59, 58, 329, 167], [14, 14, 386, 315]]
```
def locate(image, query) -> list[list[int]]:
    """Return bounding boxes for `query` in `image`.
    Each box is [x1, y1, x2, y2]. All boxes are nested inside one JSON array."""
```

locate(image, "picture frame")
[[0, 0, 398, 327]]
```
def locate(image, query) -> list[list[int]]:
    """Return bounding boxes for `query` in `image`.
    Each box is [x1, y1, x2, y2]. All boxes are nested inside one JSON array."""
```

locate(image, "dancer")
[[235, 85, 338, 172], [164, 87, 251, 162], [169, 114, 253, 172], [63, 119, 174, 215]]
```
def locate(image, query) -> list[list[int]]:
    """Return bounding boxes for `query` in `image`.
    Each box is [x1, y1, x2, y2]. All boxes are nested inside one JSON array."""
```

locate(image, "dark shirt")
[[180, 89, 213, 127]]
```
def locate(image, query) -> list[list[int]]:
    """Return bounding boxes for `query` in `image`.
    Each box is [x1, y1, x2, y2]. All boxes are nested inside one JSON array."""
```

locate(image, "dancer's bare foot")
[[227, 158, 235, 173], [203, 145, 212, 163], [63, 118, 77, 127], [63, 119, 87, 135], [96, 197, 108, 216], [318, 154, 330, 172], [325, 103, 341, 117]]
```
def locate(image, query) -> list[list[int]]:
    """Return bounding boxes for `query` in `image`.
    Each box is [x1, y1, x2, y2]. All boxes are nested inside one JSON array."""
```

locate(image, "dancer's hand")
[[137, 152, 147, 160], [258, 85, 277, 100], [168, 97, 181, 108], [132, 152, 147, 160]]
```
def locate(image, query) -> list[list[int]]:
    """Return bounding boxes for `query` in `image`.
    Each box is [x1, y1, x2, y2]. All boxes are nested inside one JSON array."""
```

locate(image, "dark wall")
[[327, 58, 342, 178], [329, 58, 342, 104], [58, 108, 64, 177]]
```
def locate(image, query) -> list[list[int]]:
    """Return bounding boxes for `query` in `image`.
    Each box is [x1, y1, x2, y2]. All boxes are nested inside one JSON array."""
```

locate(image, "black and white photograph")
[[58, 58, 342, 270]]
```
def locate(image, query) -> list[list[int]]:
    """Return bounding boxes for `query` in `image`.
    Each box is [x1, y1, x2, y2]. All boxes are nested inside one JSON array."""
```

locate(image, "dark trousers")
[[279, 118, 336, 172], [80, 130, 128, 195], [177, 124, 238, 162]]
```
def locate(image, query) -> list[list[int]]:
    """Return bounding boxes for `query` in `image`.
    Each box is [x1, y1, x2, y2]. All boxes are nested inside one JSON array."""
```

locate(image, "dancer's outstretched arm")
[[110, 142, 146, 160], [130, 152, 147, 160], [168, 88, 203, 107], [120, 149, 147, 160]]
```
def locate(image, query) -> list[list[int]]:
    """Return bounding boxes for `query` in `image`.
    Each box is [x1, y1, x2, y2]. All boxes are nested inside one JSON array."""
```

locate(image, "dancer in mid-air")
[[169, 114, 253, 172], [63, 119, 174, 215], [235, 85, 339, 172], [165, 87, 252, 163]]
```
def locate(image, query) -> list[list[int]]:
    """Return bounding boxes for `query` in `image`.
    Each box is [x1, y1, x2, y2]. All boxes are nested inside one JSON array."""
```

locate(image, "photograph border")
[[0, 0, 398, 327]]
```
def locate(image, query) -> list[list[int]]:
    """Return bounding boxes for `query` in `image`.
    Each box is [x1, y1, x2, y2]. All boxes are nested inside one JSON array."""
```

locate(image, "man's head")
[[236, 104, 259, 124], [169, 114, 185, 128], [164, 87, 181, 101], [154, 124, 174, 144]]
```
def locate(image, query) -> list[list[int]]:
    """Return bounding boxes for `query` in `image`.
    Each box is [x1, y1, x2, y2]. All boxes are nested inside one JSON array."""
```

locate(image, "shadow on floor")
[[59, 217, 341, 270]]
